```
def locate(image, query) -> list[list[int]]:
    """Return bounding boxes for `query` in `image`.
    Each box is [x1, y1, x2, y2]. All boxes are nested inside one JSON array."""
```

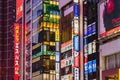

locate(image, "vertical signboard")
[[14, 23, 20, 80], [74, 4, 79, 18], [73, 36, 79, 51], [118, 69, 120, 80], [56, 52, 60, 62], [73, 1, 80, 80], [74, 68, 79, 80], [16, 0, 23, 21], [74, 51, 79, 67], [83, 0, 98, 80]]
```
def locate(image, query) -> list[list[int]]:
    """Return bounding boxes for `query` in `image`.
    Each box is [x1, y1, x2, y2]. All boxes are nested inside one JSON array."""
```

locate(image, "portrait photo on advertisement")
[[99, 0, 120, 35]]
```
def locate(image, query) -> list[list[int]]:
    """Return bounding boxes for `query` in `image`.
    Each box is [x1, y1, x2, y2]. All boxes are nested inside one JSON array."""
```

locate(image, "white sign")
[[56, 52, 60, 62], [74, 19, 79, 34], [61, 43, 72, 53], [74, 68, 79, 80], [61, 57, 72, 68], [56, 42, 59, 51], [56, 73, 60, 80], [74, 0, 79, 3], [56, 63, 60, 73]]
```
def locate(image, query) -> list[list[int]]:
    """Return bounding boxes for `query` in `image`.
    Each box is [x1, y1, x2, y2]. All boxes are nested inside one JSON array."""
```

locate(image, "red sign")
[[25, 24, 28, 44], [74, 51, 79, 67], [16, 0, 23, 21], [14, 23, 20, 80], [61, 40, 72, 48], [99, 26, 120, 38]]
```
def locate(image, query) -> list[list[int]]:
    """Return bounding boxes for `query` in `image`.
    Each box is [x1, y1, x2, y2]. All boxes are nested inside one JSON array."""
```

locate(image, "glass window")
[[50, 60, 55, 70], [43, 59, 50, 71], [32, 46, 41, 55], [44, 30, 50, 41], [32, 34, 39, 44], [37, 10, 42, 17], [116, 53, 120, 67], [32, 20, 39, 32], [50, 74, 55, 80], [32, 0, 42, 8], [50, 31, 55, 42], [61, 13, 73, 43], [32, 4, 42, 20], [43, 73, 49, 80], [105, 53, 120, 70]]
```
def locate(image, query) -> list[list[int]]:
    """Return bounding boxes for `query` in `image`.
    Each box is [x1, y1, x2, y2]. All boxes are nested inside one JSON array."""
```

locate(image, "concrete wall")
[[100, 38, 120, 57], [59, 0, 72, 9]]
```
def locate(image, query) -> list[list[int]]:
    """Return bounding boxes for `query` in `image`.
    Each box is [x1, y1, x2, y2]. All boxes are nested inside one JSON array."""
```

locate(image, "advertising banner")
[[56, 52, 60, 62], [73, 35, 79, 51], [74, 51, 79, 67], [74, 4, 79, 18], [99, 0, 120, 38]]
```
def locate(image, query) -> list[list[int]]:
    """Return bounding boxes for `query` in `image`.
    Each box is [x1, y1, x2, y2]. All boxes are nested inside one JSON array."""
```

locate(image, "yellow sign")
[[118, 69, 120, 80]]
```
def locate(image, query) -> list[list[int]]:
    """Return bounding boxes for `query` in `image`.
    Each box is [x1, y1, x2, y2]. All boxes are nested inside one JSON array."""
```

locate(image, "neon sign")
[[16, 0, 23, 21], [14, 23, 20, 80]]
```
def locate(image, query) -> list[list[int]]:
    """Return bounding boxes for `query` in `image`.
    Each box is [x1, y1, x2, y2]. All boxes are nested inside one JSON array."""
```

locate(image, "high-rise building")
[[83, 0, 99, 80], [32, 0, 60, 80], [0, 0, 16, 80], [59, 0, 82, 80], [98, 0, 120, 80], [15, 0, 24, 80], [25, 0, 32, 79]]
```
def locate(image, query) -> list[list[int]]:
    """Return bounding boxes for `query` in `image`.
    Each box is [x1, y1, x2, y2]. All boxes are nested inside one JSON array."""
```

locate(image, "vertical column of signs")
[[83, 1, 98, 80], [55, 1, 60, 80], [73, 1, 80, 80], [14, 23, 20, 80], [84, 16, 88, 80], [56, 42, 60, 80]]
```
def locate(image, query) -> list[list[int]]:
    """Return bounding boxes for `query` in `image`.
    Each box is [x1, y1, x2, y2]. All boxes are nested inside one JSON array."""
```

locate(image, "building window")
[[37, 10, 42, 17], [116, 53, 120, 67], [105, 53, 120, 70]]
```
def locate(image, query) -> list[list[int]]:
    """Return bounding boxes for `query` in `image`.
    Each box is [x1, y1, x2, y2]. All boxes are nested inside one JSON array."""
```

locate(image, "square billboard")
[[98, 0, 120, 38]]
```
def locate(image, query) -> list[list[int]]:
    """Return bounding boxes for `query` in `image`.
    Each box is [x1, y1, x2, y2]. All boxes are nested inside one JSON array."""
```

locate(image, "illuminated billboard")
[[73, 35, 79, 51], [74, 4, 79, 18], [74, 51, 79, 67], [16, 0, 23, 21], [83, 0, 98, 79], [14, 23, 20, 80], [99, 0, 120, 38]]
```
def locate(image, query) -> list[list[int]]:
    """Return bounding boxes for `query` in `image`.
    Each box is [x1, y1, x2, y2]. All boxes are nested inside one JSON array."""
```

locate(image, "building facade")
[[99, 0, 120, 80], [0, 0, 16, 80], [25, 0, 33, 79], [83, 0, 99, 80], [32, 0, 60, 80], [59, 0, 82, 80]]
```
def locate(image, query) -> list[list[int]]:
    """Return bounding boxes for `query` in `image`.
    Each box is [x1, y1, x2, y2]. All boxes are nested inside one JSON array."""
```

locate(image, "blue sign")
[[84, 26, 88, 37], [73, 36, 79, 51], [92, 60, 96, 72], [87, 24, 92, 36], [84, 63, 88, 74], [56, 52, 60, 62], [91, 22, 96, 34], [88, 61, 92, 73], [84, 38, 88, 45], [74, 4, 79, 17]]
